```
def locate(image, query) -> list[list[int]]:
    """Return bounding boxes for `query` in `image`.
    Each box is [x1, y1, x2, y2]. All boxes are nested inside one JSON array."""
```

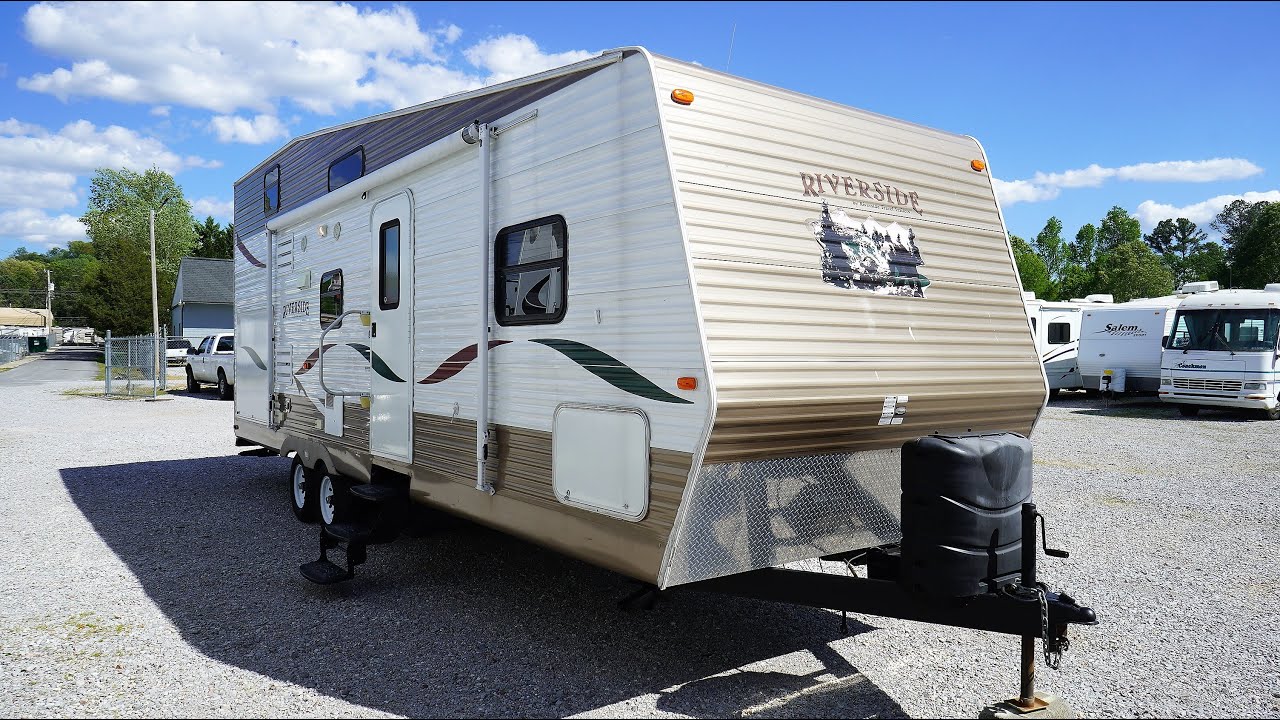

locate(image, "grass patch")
[[1097, 494, 1133, 507], [62, 386, 170, 399]]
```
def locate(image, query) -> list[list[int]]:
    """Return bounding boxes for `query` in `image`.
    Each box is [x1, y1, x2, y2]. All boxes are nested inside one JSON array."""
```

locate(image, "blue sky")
[[1, 1, 1276, 257]]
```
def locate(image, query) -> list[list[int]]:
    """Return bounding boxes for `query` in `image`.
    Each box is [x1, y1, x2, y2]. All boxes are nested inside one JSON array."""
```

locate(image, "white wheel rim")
[[292, 465, 307, 509], [319, 475, 335, 524]]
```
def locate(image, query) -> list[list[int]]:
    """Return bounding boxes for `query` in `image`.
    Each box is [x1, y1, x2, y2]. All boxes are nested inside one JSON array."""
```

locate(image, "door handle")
[[371, 322, 377, 338]]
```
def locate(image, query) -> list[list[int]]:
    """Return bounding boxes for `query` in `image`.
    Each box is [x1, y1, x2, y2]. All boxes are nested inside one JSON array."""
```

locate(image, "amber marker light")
[[970, 159, 987, 172], [671, 89, 695, 105], [677, 377, 698, 390]]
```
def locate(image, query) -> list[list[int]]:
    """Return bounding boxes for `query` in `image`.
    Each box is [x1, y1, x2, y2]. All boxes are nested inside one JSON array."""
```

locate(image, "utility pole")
[[149, 197, 170, 401], [45, 269, 52, 311]]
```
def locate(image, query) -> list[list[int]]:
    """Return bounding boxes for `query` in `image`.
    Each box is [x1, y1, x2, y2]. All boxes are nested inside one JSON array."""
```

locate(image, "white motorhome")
[[1077, 283, 1219, 395], [226, 46, 1085, 622], [1023, 293, 1086, 395], [1159, 285, 1280, 419]]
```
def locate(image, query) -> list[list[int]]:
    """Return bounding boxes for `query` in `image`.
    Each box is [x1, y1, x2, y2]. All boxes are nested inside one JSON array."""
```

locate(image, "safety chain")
[[1037, 584, 1068, 670]]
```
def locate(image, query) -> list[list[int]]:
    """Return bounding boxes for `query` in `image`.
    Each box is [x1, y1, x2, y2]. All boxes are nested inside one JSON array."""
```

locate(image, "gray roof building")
[[171, 257, 233, 307]]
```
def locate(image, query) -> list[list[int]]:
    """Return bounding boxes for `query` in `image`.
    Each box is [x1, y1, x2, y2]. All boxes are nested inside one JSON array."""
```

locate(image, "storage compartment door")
[[553, 406, 650, 522]]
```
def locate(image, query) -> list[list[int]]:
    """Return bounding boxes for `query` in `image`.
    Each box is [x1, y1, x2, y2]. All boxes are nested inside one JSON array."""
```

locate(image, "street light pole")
[[149, 197, 170, 400]]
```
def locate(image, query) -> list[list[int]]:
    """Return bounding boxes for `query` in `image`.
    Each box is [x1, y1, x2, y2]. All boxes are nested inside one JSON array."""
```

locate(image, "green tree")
[[78, 167, 197, 334], [1211, 199, 1272, 254], [1096, 206, 1143, 255], [1033, 216, 1068, 290], [192, 216, 234, 260], [1095, 239, 1175, 302], [1010, 234, 1053, 298], [1145, 218, 1208, 287], [1058, 223, 1099, 299], [1182, 242, 1230, 288], [0, 257, 46, 307], [1229, 203, 1280, 289]]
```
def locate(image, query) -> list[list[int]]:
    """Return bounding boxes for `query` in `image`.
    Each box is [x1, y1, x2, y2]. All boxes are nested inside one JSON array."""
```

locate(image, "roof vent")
[[1081, 294, 1114, 304], [1265, 283, 1280, 293], [1179, 280, 1219, 294]]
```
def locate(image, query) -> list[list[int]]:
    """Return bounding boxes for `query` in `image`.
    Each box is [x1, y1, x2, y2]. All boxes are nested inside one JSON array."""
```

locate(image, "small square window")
[[328, 147, 364, 192], [1047, 322, 1072, 344], [320, 269, 343, 326], [264, 165, 280, 216], [495, 216, 567, 326]]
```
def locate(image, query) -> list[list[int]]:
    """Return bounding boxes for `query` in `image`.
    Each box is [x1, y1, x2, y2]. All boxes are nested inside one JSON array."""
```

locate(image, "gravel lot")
[[1, 378, 1277, 718]]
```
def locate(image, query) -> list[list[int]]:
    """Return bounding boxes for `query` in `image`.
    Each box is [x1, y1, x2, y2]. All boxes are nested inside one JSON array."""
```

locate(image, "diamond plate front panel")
[[660, 449, 903, 587]]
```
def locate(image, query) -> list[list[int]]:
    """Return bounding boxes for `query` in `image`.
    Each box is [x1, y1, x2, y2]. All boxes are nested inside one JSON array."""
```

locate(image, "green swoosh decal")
[[243, 345, 267, 371], [530, 339, 693, 404], [348, 343, 405, 383]]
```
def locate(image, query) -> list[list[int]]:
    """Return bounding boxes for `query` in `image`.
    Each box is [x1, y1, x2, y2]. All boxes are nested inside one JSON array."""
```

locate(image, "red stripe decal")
[[419, 341, 511, 384]]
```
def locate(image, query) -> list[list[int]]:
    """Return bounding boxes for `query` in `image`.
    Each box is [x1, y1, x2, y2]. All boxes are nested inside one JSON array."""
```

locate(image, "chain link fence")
[[104, 331, 170, 396], [0, 335, 27, 365]]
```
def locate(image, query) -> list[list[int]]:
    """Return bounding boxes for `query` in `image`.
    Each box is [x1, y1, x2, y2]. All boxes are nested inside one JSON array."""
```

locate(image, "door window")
[[379, 220, 400, 310]]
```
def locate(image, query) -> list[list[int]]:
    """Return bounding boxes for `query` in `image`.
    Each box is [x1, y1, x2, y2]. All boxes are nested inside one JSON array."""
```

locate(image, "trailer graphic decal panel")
[[809, 203, 929, 297], [419, 341, 514, 385], [530, 339, 694, 405]]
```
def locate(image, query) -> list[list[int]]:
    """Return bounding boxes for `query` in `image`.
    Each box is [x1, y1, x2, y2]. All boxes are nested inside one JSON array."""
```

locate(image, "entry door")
[[369, 191, 414, 461]]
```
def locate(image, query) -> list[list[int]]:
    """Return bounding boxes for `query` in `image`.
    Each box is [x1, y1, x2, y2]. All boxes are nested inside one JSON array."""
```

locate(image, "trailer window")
[[320, 269, 343, 326], [1048, 322, 1072, 344], [328, 147, 364, 192], [263, 165, 280, 216], [494, 215, 567, 326], [379, 220, 400, 310]]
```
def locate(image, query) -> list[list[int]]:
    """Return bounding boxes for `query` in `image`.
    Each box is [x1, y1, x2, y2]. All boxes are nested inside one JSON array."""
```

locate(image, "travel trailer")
[[1023, 293, 1087, 395], [1077, 283, 1219, 395], [229, 48, 1095, 691], [1159, 285, 1280, 419]]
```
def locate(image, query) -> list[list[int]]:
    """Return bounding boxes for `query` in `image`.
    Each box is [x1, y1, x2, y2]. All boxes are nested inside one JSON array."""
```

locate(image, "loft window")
[[379, 220, 400, 310], [494, 215, 567, 326], [328, 147, 365, 192], [263, 165, 280, 215], [320, 269, 343, 326], [1048, 322, 1072, 344]]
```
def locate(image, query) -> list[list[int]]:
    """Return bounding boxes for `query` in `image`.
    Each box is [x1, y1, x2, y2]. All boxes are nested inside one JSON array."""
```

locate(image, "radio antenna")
[[726, 22, 737, 71]]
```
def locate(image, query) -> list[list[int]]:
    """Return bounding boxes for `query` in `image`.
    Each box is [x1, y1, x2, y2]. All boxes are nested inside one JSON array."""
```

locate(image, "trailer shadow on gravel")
[[61, 455, 908, 719], [1052, 394, 1265, 422]]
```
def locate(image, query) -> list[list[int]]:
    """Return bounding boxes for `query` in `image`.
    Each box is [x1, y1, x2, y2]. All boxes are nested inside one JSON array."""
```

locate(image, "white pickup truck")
[[186, 332, 235, 400]]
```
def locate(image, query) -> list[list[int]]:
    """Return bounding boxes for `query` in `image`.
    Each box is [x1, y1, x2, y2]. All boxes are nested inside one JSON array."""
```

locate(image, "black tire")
[[289, 459, 319, 523], [217, 370, 233, 401], [1179, 405, 1200, 417], [317, 470, 353, 527], [186, 367, 199, 393], [1047, 387, 1060, 400], [1260, 402, 1280, 421]]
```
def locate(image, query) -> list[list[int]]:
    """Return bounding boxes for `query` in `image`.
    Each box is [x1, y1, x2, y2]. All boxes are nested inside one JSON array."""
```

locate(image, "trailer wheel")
[[1047, 388, 1060, 400], [317, 470, 352, 526], [1179, 405, 1200, 417], [186, 367, 199, 393], [289, 460, 318, 523], [217, 370, 233, 401], [1261, 402, 1280, 421]]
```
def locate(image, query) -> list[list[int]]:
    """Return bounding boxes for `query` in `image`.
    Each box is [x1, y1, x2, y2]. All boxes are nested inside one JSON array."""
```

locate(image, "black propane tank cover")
[[899, 432, 1032, 598]]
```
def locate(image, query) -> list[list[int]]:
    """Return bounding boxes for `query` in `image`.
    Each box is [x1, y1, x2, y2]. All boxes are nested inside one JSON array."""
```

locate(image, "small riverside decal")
[[419, 341, 513, 385], [809, 203, 930, 297]]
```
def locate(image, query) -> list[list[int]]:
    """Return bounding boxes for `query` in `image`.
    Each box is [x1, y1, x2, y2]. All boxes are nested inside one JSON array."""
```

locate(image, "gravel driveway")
[[1, 382, 1276, 718]]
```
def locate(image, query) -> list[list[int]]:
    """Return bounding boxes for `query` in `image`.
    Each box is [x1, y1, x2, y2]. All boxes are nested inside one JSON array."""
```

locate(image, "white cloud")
[[0, 167, 79, 209], [150, 106, 170, 117], [992, 178, 1060, 206], [995, 158, 1264, 205], [0, 118, 218, 177], [0, 209, 87, 249], [463, 34, 595, 84], [191, 197, 235, 220], [1135, 190, 1280, 229], [210, 114, 290, 145], [17, 3, 590, 116]]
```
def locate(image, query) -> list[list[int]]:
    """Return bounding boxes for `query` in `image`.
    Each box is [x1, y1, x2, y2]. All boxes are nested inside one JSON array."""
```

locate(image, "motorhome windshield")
[[1168, 308, 1280, 352]]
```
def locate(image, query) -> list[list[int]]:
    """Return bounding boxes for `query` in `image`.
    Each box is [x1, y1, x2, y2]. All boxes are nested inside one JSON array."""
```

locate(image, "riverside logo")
[[1097, 323, 1147, 337]]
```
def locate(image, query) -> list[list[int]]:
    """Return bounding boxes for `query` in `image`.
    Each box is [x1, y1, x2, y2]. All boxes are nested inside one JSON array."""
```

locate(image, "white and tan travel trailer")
[[1023, 293, 1085, 395], [1159, 285, 1280, 419], [228, 50, 1098, 676]]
